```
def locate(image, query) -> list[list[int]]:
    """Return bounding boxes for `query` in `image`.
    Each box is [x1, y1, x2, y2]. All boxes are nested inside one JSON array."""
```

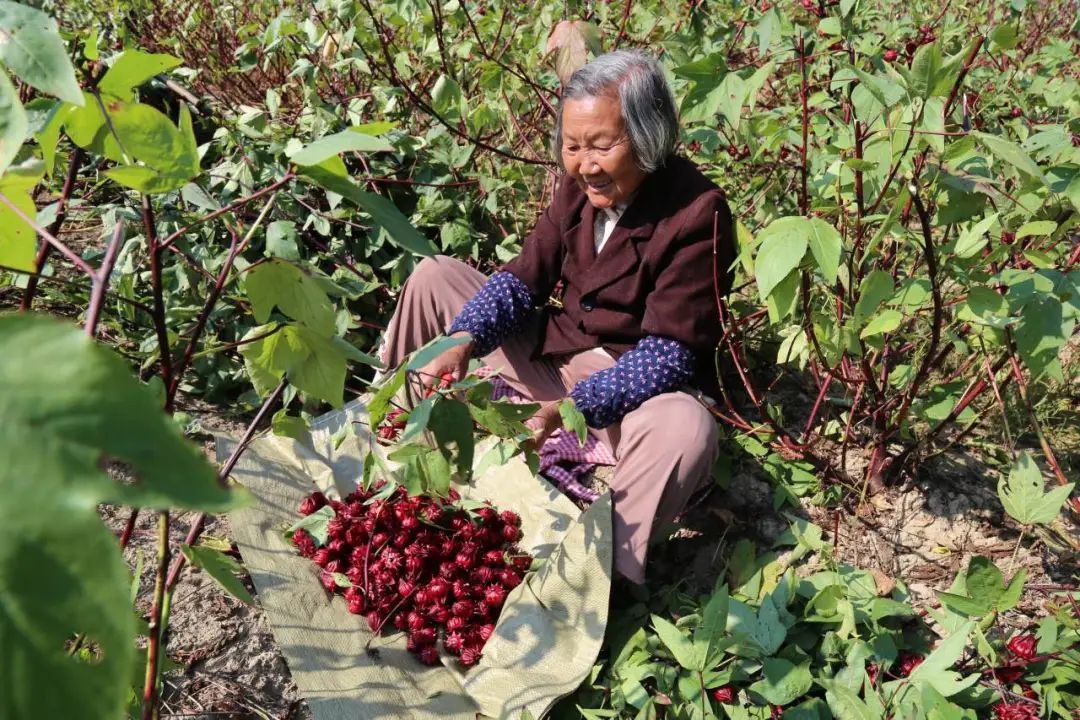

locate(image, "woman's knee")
[[622, 393, 718, 460]]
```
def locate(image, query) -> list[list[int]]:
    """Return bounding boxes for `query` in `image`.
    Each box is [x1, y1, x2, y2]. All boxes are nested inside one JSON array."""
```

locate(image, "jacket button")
[[580, 297, 594, 312]]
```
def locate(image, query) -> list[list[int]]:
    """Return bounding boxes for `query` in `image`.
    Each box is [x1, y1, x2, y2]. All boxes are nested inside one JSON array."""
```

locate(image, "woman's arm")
[[448, 271, 536, 357], [569, 335, 696, 428]]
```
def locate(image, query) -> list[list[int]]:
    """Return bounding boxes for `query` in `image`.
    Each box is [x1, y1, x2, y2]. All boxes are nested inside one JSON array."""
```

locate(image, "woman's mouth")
[[585, 179, 612, 192]]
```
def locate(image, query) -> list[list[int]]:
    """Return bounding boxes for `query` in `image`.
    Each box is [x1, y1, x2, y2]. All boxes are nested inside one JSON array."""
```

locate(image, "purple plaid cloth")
[[478, 368, 615, 503]]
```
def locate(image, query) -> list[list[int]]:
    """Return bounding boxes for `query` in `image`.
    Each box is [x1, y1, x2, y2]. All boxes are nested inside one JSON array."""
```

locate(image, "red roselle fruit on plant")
[[883, 49, 898, 62], [710, 686, 735, 703], [1007, 634, 1037, 661], [993, 703, 1040, 720], [896, 652, 924, 677]]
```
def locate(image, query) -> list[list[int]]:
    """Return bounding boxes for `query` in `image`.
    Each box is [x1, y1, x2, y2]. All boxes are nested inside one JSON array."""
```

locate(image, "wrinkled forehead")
[[560, 93, 624, 139]]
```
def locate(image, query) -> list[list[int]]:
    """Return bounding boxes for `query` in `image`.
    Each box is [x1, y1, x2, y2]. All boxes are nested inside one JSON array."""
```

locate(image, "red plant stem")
[[802, 371, 833, 442], [22, 149, 85, 310], [119, 511, 139, 548], [167, 226, 248, 399], [0, 191, 95, 276], [1004, 346, 1076, 499], [891, 183, 943, 430], [943, 37, 986, 118], [143, 197, 174, 406], [84, 219, 126, 338], [159, 173, 295, 250], [164, 379, 287, 592], [140, 510, 170, 720], [797, 33, 809, 216]]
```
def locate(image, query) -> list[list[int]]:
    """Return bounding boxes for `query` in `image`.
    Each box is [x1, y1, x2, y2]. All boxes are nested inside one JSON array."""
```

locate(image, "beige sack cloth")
[[217, 397, 612, 719]]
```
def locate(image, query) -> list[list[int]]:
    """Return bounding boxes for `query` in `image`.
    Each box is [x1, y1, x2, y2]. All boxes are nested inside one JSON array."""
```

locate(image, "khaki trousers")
[[381, 256, 719, 584]]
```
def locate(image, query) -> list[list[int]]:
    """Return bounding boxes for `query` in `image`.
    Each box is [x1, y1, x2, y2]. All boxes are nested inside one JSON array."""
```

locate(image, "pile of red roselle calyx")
[[289, 484, 531, 668]]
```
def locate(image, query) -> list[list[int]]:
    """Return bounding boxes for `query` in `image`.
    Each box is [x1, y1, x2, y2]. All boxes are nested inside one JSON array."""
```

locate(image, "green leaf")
[[428, 398, 475, 477], [854, 270, 894, 326], [806, 218, 842, 284], [997, 451, 1076, 526], [750, 658, 813, 706], [0, 1, 83, 104], [289, 129, 394, 166], [300, 165, 436, 256], [859, 309, 902, 339], [98, 50, 182, 102], [972, 131, 1045, 182], [559, 398, 588, 447], [239, 322, 356, 406], [0, 71, 27, 174], [407, 334, 473, 371], [755, 216, 810, 301], [954, 213, 999, 258], [823, 681, 880, 720], [180, 545, 254, 605], [431, 75, 463, 123], [102, 100, 199, 190], [0, 313, 239, 511], [243, 259, 336, 336], [0, 314, 242, 720], [0, 160, 39, 271], [651, 615, 697, 669], [989, 23, 1019, 50], [908, 42, 943, 99], [265, 220, 300, 260], [695, 585, 730, 666], [908, 621, 978, 697], [400, 395, 435, 444], [285, 505, 335, 546], [1015, 220, 1056, 239], [1015, 296, 1070, 381]]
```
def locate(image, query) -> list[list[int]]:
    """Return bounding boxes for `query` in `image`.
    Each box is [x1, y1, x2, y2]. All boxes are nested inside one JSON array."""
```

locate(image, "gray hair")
[[553, 49, 679, 174]]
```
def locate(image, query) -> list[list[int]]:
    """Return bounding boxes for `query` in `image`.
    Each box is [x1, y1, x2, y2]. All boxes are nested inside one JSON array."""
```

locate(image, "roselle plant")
[[563, 524, 1080, 719]]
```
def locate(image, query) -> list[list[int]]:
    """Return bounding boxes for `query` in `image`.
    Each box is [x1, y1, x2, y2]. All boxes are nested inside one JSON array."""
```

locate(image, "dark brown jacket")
[[503, 155, 736, 380]]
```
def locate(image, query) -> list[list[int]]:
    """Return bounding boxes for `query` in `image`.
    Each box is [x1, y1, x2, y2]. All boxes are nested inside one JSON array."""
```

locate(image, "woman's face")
[[560, 93, 647, 210]]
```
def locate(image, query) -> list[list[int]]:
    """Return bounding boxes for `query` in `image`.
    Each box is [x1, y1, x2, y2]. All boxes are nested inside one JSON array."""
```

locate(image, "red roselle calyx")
[[291, 483, 530, 668], [1007, 634, 1037, 661]]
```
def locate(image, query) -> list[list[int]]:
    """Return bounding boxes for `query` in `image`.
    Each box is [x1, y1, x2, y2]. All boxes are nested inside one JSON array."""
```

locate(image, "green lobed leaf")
[[650, 615, 697, 669], [238, 322, 357, 407], [286, 505, 335, 546], [754, 216, 810, 301], [406, 334, 473, 372], [98, 50, 183, 101], [180, 544, 254, 605], [1014, 296, 1071, 381], [243, 259, 337, 336], [997, 451, 1076, 526], [300, 165, 436, 256], [559, 398, 588, 448], [0, 1, 83, 105], [0, 71, 27, 174]]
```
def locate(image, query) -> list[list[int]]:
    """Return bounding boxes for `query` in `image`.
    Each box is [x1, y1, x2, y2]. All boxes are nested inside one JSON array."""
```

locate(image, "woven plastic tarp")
[[217, 397, 612, 719]]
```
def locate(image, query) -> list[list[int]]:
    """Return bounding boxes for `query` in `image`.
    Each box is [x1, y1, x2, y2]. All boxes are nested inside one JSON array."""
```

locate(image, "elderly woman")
[[380, 49, 736, 584]]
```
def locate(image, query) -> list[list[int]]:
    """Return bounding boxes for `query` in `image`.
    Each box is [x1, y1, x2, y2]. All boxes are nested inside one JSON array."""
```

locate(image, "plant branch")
[[22, 148, 85, 310], [84, 219, 126, 337]]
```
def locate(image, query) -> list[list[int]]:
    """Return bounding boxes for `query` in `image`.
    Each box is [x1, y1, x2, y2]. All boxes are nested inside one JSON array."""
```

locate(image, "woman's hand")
[[416, 331, 474, 392], [524, 400, 565, 452]]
